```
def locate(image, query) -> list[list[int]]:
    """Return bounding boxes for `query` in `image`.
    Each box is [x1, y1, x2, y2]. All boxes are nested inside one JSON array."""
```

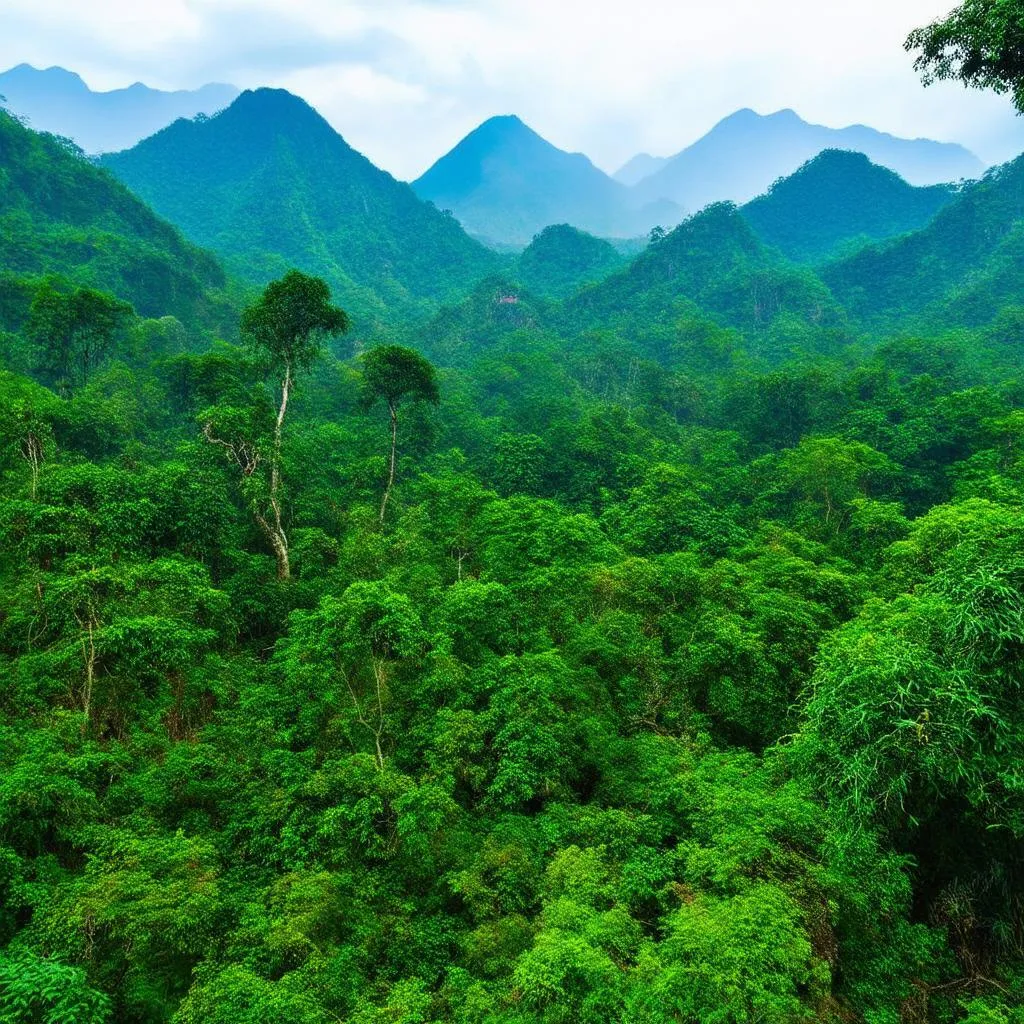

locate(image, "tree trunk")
[[379, 401, 398, 525], [265, 360, 292, 579]]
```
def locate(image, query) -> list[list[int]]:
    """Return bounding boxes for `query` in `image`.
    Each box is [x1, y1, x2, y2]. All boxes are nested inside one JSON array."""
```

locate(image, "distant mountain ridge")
[[0, 63, 238, 155], [413, 115, 682, 247], [629, 108, 983, 212], [101, 88, 501, 324], [741, 149, 959, 262]]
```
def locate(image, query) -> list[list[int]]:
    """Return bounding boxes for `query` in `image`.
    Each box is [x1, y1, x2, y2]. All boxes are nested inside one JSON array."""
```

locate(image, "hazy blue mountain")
[[741, 149, 958, 262], [0, 63, 238, 155], [516, 224, 625, 299], [822, 153, 1024, 327], [412, 115, 682, 247], [102, 88, 501, 324], [632, 108, 983, 211], [613, 152, 669, 186]]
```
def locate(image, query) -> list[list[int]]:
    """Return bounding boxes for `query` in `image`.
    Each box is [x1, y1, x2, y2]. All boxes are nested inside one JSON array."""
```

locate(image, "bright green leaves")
[[240, 270, 348, 376], [0, 949, 111, 1024], [632, 885, 816, 1024], [800, 497, 1024, 837]]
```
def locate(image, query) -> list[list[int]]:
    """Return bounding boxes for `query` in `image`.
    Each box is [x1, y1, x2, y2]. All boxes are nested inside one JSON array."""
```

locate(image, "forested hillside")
[[0, 108, 236, 343], [102, 89, 501, 328], [3, 15, 1024, 1023], [823, 153, 1024, 328], [741, 149, 958, 262]]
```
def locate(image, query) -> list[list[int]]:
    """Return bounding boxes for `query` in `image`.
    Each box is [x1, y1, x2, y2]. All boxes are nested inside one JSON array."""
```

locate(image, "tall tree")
[[907, 0, 1024, 111], [359, 345, 439, 524], [204, 270, 348, 580]]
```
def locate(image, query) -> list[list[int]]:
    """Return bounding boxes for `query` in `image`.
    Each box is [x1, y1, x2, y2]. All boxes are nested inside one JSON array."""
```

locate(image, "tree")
[[358, 345, 439, 524], [907, 0, 1024, 111], [25, 284, 134, 387], [205, 271, 348, 580]]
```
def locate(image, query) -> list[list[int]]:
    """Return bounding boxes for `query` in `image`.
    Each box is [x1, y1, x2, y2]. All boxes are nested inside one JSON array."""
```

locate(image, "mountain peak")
[[742, 146, 957, 261], [414, 114, 679, 245]]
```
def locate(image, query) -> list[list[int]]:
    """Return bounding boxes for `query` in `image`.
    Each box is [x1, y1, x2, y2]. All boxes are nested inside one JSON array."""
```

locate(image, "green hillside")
[[3, 45, 1024, 1024], [742, 148, 956, 262], [0, 107, 234, 333], [516, 224, 624, 298], [102, 89, 502, 326], [566, 201, 852, 360], [822, 154, 1024, 327]]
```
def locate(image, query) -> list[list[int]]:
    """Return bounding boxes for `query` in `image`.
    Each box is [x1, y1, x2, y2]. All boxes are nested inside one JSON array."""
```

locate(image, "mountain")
[[412, 115, 682, 247], [565, 201, 850, 360], [0, 64, 238, 155], [0, 107, 233, 334], [102, 88, 501, 324], [613, 152, 669, 186], [822, 153, 1024, 327], [741, 149, 958, 263], [516, 224, 624, 299], [632, 108, 983, 212]]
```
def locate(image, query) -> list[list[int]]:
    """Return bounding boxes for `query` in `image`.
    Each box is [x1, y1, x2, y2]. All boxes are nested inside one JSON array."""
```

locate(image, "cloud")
[[2, 0, 1023, 179]]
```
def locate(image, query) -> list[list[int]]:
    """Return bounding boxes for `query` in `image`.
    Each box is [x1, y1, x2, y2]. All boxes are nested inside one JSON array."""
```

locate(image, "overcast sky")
[[3, 0, 1024, 180]]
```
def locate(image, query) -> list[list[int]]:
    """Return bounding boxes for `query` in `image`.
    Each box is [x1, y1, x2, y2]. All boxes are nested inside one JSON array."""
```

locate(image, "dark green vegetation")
[[2, 65, 1024, 1024], [907, 0, 1024, 112], [516, 225, 625, 299], [0, 108, 235, 344], [741, 149, 958, 262], [101, 89, 501, 328]]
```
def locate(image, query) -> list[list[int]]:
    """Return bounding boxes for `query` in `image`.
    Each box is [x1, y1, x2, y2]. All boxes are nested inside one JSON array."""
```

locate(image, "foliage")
[[907, 0, 1024, 111], [1, 79, 1024, 1024]]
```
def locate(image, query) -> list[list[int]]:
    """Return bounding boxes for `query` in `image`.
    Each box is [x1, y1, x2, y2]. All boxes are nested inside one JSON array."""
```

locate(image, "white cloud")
[[2, 0, 1023, 178]]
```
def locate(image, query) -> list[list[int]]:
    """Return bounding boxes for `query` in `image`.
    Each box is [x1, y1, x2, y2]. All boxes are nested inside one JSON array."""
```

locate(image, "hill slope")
[[632, 108, 982, 211], [741, 149, 958, 262], [565, 202, 850, 360], [102, 88, 501, 323], [0, 63, 237, 155], [0, 108, 232, 332], [413, 115, 682, 246], [822, 154, 1024, 327], [516, 224, 624, 299]]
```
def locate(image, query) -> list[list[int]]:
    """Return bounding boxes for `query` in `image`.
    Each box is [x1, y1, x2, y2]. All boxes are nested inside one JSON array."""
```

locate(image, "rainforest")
[[1, 2, 1024, 1022]]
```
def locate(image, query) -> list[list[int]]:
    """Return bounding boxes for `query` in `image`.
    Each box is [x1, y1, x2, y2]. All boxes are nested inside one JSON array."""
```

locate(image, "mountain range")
[[0, 63, 238, 154], [1, 64, 994, 252], [101, 88, 500, 325], [626, 108, 983, 211], [413, 108, 984, 248]]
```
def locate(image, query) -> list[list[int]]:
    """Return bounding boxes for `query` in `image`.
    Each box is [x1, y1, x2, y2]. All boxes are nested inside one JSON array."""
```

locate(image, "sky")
[[3, 0, 1024, 180]]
